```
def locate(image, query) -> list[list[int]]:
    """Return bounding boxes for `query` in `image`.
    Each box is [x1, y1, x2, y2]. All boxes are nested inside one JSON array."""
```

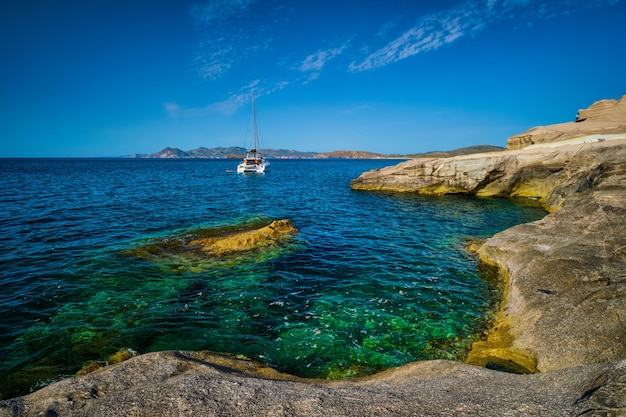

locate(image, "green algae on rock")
[[190, 219, 297, 255], [123, 218, 299, 271]]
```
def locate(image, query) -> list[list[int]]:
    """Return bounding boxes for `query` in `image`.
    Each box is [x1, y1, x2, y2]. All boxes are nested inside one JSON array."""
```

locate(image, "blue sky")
[[1, 0, 625, 157]]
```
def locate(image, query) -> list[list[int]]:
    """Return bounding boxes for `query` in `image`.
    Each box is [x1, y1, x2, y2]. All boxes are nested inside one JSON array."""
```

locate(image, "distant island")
[[129, 145, 505, 159]]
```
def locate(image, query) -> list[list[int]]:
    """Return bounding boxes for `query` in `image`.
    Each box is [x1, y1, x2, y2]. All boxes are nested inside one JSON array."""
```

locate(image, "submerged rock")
[[125, 219, 298, 263], [189, 219, 297, 255]]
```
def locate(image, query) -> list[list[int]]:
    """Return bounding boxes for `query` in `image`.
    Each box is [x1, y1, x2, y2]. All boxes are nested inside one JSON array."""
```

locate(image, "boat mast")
[[252, 90, 259, 154]]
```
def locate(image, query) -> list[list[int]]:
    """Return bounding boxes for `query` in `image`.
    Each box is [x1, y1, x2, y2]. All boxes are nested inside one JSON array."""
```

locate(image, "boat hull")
[[237, 161, 266, 173]]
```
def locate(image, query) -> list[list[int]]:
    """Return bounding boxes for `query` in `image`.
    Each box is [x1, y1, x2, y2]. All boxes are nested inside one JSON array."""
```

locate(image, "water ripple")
[[0, 158, 545, 398]]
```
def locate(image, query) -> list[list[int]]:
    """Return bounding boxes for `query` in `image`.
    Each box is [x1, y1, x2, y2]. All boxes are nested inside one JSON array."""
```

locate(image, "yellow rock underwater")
[[189, 219, 297, 256]]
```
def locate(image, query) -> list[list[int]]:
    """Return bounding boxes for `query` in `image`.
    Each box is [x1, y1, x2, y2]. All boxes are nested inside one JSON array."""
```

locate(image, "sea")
[[0, 158, 546, 399]]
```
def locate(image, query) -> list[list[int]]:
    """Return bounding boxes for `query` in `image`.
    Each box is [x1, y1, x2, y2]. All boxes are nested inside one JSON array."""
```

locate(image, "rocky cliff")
[[2, 98, 625, 417], [507, 94, 626, 150]]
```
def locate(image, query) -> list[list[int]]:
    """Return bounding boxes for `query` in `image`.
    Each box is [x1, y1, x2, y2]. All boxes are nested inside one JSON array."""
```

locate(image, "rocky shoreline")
[[352, 137, 626, 372], [2, 98, 625, 416]]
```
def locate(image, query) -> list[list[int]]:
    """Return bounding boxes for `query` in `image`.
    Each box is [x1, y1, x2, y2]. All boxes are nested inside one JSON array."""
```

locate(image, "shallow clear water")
[[0, 158, 545, 398]]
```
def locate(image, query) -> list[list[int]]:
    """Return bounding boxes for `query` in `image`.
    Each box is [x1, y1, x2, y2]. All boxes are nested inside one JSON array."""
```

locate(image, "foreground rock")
[[1, 351, 624, 417]]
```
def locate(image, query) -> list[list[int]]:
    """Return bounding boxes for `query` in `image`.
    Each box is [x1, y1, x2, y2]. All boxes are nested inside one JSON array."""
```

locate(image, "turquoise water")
[[0, 158, 545, 398]]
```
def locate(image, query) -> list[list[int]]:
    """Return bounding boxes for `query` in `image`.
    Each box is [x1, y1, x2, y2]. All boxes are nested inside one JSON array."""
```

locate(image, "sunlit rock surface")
[[507, 94, 626, 150], [189, 219, 297, 255], [351, 137, 626, 212], [351, 139, 626, 374], [1, 351, 624, 417], [124, 220, 298, 261]]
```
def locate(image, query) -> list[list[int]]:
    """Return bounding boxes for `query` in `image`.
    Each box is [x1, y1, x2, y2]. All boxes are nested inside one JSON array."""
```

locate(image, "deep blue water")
[[0, 158, 545, 399]]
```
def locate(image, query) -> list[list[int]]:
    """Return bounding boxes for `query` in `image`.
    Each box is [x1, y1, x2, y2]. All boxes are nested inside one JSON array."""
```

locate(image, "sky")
[[1, 0, 625, 157]]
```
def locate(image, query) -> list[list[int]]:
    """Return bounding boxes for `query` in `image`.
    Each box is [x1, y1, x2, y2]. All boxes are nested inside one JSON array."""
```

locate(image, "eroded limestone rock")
[[351, 139, 626, 212], [352, 139, 626, 374], [2, 350, 624, 417], [468, 170, 626, 373], [507, 95, 626, 150]]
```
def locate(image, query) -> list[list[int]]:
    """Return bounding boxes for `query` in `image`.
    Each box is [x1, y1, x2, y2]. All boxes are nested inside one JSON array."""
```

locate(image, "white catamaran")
[[237, 92, 268, 174]]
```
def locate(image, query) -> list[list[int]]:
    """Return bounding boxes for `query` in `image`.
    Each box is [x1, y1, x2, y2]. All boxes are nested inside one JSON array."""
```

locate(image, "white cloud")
[[376, 21, 397, 38], [165, 80, 289, 117], [349, 3, 484, 72], [163, 102, 181, 117], [185, 0, 622, 108], [342, 105, 371, 114], [349, 0, 621, 72], [194, 43, 234, 80], [191, 0, 256, 25], [191, 0, 275, 81], [298, 43, 349, 83], [209, 92, 251, 115], [299, 44, 349, 72], [301, 49, 338, 72], [209, 80, 289, 114]]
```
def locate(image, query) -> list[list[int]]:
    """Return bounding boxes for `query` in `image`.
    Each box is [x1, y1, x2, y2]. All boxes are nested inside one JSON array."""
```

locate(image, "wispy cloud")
[[191, 0, 256, 24], [300, 47, 343, 72], [342, 105, 371, 114], [186, 0, 621, 112], [298, 43, 349, 83], [191, 0, 275, 80], [208, 80, 289, 114], [349, 3, 485, 72], [163, 102, 182, 118], [208, 90, 255, 115], [376, 21, 397, 39], [349, 0, 621, 72], [162, 80, 259, 118], [165, 80, 289, 117]]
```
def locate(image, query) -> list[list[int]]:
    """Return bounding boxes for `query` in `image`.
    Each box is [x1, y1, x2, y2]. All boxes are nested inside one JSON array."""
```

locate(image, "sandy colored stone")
[[507, 95, 626, 150], [189, 219, 297, 255], [2, 350, 625, 417], [352, 139, 626, 373], [352, 138, 625, 210], [471, 172, 626, 372]]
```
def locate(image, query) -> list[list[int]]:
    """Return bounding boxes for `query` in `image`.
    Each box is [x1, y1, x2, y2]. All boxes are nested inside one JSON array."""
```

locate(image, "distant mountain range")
[[129, 145, 505, 159], [129, 147, 318, 159]]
